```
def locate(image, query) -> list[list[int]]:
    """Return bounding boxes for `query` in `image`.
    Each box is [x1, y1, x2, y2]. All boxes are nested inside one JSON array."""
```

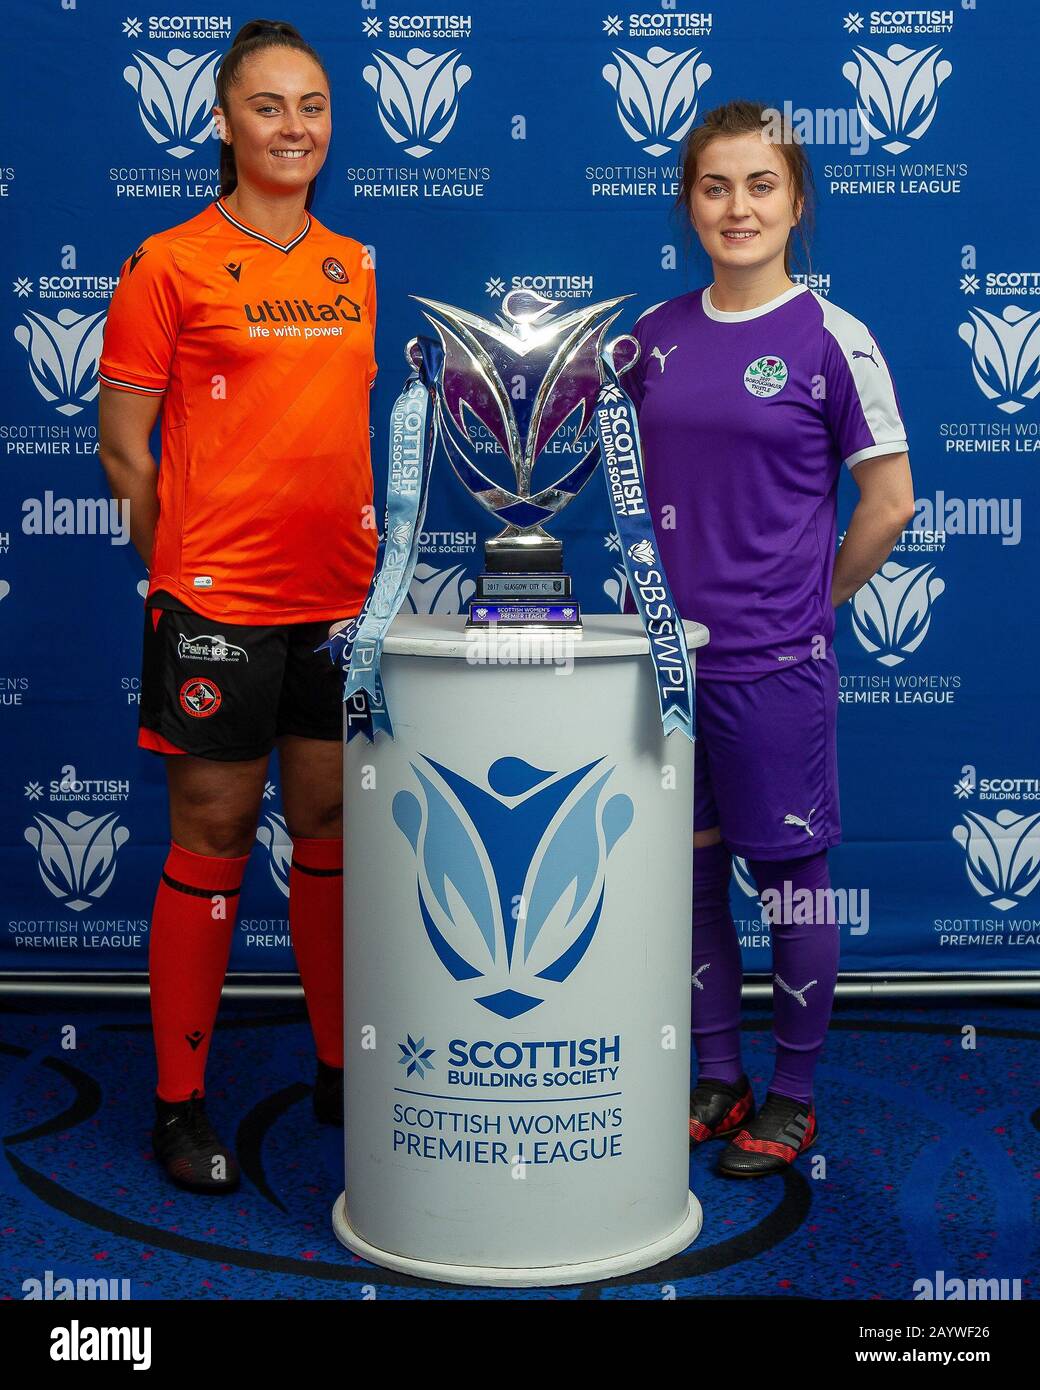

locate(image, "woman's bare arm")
[[832, 451, 915, 608], [98, 385, 163, 569]]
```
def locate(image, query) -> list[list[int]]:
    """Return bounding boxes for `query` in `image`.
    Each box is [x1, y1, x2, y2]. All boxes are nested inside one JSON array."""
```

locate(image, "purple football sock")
[[747, 850, 840, 1107], [690, 841, 744, 1086]]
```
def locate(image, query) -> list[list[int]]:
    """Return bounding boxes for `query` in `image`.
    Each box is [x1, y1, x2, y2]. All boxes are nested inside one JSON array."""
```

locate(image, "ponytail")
[[215, 19, 329, 209]]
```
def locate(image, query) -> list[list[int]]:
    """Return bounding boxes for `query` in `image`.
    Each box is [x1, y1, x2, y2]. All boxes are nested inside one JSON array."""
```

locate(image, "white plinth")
[[334, 614, 708, 1287]]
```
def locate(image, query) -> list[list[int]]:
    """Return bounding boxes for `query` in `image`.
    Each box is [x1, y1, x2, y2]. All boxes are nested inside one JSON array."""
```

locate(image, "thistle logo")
[[850, 560, 945, 666], [602, 47, 711, 157], [405, 561, 476, 615], [953, 809, 1040, 911], [393, 754, 634, 1018], [256, 812, 292, 898], [363, 48, 472, 159], [24, 812, 129, 912], [957, 305, 1040, 415], [14, 309, 106, 416], [841, 44, 952, 154], [123, 48, 221, 160], [744, 355, 788, 398]]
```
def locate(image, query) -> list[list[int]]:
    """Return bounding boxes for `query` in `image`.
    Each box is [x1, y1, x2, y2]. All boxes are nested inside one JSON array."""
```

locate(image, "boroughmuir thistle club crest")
[[393, 755, 634, 1018]]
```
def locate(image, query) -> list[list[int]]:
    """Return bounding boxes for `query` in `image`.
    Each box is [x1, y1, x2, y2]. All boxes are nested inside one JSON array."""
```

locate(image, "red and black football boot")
[[717, 1090, 817, 1177], [151, 1090, 240, 1194], [689, 1074, 755, 1150]]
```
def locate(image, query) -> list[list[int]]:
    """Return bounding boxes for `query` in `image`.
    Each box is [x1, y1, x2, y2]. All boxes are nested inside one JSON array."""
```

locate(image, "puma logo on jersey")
[[651, 344, 677, 373], [852, 345, 879, 367], [225, 261, 243, 282], [128, 247, 147, 275], [775, 975, 818, 1008], [783, 808, 816, 836]]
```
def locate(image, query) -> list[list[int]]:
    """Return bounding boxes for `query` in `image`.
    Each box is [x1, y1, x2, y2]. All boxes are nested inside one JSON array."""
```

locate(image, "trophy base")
[[467, 569, 582, 629]]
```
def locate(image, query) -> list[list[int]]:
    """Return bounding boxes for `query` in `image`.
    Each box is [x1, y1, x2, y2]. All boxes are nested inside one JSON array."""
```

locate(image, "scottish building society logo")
[[842, 44, 951, 154], [124, 48, 222, 160], [363, 47, 471, 158], [958, 305, 1040, 415], [393, 754, 633, 1018], [850, 560, 945, 665], [602, 47, 711, 157]]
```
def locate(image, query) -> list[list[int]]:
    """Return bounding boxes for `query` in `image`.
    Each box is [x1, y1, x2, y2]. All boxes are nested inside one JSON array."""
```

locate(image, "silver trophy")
[[408, 290, 639, 629]]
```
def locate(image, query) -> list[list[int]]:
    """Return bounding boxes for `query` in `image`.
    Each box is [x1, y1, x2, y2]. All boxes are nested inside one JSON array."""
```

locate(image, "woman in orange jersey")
[[98, 20, 374, 1192]]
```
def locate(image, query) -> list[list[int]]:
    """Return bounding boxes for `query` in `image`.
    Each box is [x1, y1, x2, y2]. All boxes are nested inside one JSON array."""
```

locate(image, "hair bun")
[[230, 18, 303, 46]]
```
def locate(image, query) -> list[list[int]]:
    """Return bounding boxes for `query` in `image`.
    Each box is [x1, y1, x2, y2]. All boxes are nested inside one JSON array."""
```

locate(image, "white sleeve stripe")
[[634, 300, 665, 324], [816, 294, 905, 451], [845, 440, 909, 469], [98, 372, 166, 395]]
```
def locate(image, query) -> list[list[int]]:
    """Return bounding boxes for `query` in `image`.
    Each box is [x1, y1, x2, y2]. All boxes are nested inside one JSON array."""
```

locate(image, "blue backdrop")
[[3, 0, 1038, 978]]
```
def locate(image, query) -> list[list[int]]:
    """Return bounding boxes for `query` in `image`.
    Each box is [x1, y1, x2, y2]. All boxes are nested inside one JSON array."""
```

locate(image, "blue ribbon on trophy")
[[327, 289, 693, 742], [316, 336, 443, 741], [592, 343, 695, 740]]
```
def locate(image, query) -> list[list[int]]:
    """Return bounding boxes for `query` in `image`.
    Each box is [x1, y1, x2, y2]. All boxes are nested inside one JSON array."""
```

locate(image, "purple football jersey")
[[626, 283, 908, 679]]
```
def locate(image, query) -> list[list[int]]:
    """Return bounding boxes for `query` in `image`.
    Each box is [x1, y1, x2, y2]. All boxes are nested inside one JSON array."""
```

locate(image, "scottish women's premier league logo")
[[393, 754, 634, 1018]]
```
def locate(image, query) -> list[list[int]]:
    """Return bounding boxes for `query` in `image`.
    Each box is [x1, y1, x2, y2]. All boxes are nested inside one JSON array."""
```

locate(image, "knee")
[[747, 848, 829, 895], [693, 832, 731, 901], [175, 817, 257, 859], [285, 799, 342, 841]]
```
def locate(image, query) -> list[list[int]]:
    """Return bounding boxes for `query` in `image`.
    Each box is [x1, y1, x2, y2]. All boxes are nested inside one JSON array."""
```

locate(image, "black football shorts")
[[139, 591, 346, 761]]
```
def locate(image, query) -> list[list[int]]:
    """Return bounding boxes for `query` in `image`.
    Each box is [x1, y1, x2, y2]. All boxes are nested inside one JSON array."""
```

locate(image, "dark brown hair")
[[674, 100, 815, 276], [215, 19, 330, 209]]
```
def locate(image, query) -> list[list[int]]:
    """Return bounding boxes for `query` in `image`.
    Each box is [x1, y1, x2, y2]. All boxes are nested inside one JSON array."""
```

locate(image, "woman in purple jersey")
[[626, 101, 915, 1174]]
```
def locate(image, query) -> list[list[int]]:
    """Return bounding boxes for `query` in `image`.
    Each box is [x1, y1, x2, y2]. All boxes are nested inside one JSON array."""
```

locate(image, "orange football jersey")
[[99, 197, 377, 623]]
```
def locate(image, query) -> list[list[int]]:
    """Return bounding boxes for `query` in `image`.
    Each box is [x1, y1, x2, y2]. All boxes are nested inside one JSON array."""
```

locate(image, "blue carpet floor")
[[1, 998, 1037, 1300]]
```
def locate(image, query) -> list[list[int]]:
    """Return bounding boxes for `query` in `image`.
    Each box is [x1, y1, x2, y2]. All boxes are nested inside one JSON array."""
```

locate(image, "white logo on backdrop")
[[14, 309, 106, 416], [405, 562, 476, 614], [953, 809, 1040, 911], [841, 44, 952, 154], [958, 305, 1040, 415], [850, 561, 945, 666], [363, 48, 472, 158], [24, 812, 130, 912], [602, 47, 711, 157], [123, 49, 222, 160]]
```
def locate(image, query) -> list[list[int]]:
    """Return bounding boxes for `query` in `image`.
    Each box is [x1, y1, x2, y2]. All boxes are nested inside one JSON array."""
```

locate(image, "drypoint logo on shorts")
[[178, 677, 221, 717], [841, 44, 952, 155], [393, 755, 633, 1018], [850, 560, 945, 666], [122, 48, 222, 160], [601, 46, 711, 158], [957, 304, 1040, 415]]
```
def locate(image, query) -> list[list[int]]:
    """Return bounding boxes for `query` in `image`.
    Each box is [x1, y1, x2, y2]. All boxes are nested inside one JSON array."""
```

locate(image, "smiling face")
[[688, 130, 802, 279], [213, 47, 331, 197]]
